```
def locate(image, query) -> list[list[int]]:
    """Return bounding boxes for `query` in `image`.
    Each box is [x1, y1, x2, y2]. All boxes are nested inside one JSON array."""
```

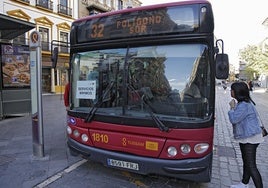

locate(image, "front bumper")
[[67, 138, 212, 182]]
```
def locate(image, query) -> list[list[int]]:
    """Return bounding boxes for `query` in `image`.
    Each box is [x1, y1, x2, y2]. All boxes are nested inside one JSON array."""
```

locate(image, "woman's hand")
[[229, 99, 236, 110]]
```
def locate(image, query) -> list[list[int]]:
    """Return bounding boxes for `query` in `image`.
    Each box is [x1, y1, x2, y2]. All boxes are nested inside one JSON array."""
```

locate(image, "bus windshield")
[[71, 43, 210, 120]]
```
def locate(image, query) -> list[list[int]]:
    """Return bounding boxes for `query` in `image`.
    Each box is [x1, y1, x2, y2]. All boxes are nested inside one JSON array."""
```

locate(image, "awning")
[[0, 13, 35, 40]]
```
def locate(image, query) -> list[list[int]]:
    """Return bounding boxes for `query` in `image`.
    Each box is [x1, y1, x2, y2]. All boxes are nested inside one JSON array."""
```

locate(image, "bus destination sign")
[[115, 15, 162, 35], [76, 5, 200, 43]]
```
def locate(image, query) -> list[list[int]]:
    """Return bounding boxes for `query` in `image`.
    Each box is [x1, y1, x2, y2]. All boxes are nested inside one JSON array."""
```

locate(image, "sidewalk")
[[213, 86, 268, 188], [0, 95, 80, 188]]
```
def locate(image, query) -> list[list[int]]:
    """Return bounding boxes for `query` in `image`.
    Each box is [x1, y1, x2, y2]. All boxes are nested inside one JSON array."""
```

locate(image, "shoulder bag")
[[256, 110, 268, 137]]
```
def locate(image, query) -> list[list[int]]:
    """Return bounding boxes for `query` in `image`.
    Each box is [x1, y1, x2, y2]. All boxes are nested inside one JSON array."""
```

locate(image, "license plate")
[[107, 158, 139, 171]]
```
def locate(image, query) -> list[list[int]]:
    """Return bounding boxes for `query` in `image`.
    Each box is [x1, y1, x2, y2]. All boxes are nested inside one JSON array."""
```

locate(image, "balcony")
[[58, 4, 72, 17], [36, 0, 53, 11], [51, 40, 69, 55], [59, 42, 69, 54], [86, 1, 112, 14], [40, 41, 70, 53], [42, 41, 50, 51]]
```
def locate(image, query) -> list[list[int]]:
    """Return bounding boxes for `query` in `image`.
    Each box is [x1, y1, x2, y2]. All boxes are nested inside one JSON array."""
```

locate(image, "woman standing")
[[228, 82, 264, 188]]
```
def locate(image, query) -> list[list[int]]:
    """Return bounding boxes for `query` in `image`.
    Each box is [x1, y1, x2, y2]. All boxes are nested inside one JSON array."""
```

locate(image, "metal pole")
[[30, 31, 44, 158], [36, 44, 44, 156]]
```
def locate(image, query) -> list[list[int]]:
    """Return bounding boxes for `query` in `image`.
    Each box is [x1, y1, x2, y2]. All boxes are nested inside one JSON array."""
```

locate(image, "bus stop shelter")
[[0, 14, 35, 40], [0, 13, 35, 120]]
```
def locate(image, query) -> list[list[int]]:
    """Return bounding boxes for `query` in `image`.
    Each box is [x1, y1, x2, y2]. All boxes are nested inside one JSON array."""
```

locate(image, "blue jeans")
[[239, 143, 263, 188]]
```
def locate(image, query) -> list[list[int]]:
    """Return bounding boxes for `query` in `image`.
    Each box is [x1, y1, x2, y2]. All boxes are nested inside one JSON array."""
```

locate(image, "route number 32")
[[90, 24, 104, 38]]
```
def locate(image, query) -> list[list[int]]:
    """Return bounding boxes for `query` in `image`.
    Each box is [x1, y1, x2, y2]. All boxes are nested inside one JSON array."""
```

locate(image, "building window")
[[39, 0, 48, 7], [36, 0, 53, 11], [106, 0, 111, 7], [61, 0, 67, 6], [58, 0, 73, 17], [111, 0, 115, 9], [118, 0, 123, 10], [14, 0, 30, 3], [60, 32, 68, 53], [39, 27, 49, 51]]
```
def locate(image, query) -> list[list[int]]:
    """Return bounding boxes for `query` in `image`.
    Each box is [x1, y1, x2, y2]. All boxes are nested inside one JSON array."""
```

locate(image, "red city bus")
[[64, 0, 229, 182]]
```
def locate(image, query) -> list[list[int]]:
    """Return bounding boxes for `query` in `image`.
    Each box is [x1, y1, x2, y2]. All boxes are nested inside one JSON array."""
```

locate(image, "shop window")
[[1, 44, 30, 88]]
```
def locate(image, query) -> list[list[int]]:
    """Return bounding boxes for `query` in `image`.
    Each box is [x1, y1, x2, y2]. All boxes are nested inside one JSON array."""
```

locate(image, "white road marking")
[[33, 159, 87, 188]]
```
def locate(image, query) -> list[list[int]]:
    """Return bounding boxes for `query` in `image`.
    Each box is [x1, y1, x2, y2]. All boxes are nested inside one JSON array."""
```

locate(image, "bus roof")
[[74, 0, 211, 24]]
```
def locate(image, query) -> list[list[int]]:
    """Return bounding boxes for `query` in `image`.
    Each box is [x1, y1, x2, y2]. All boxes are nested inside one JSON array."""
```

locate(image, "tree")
[[239, 45, 268, 78]]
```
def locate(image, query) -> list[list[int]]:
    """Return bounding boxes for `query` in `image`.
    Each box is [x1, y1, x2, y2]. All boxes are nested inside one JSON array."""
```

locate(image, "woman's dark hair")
[[230, 82, 255, 105]]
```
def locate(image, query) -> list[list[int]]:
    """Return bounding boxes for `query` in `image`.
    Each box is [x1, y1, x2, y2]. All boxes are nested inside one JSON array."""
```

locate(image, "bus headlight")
[[180, 144, 191, 154], [194, 143, 209, 154], [81, 134, 89, 142], [73, 129, 80, 138], [167, 146, 177, 157], [67, 126, 72, 135]]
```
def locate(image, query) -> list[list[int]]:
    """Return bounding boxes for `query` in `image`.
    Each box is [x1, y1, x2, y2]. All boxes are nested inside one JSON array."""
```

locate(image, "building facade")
[[0, 0, 141, 94], [260, 17, 268, 88]]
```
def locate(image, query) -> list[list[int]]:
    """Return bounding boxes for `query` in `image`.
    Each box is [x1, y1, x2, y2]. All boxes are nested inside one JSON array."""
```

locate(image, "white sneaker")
[[230, 182, 249, 188]]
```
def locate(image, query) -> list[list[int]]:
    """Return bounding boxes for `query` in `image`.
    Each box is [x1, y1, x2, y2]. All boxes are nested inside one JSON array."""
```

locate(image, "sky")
[[140, 0, 268, 69]]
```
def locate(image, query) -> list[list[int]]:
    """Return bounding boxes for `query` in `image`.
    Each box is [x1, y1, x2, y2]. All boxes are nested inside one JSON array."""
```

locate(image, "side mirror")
[[51, 47, 58, 69], [215, 53, 229, 79]]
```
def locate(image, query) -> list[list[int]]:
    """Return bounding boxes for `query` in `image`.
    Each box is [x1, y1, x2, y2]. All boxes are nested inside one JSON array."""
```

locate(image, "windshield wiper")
[[84, 81, 115, 123], [128, 85, 169, 132]]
